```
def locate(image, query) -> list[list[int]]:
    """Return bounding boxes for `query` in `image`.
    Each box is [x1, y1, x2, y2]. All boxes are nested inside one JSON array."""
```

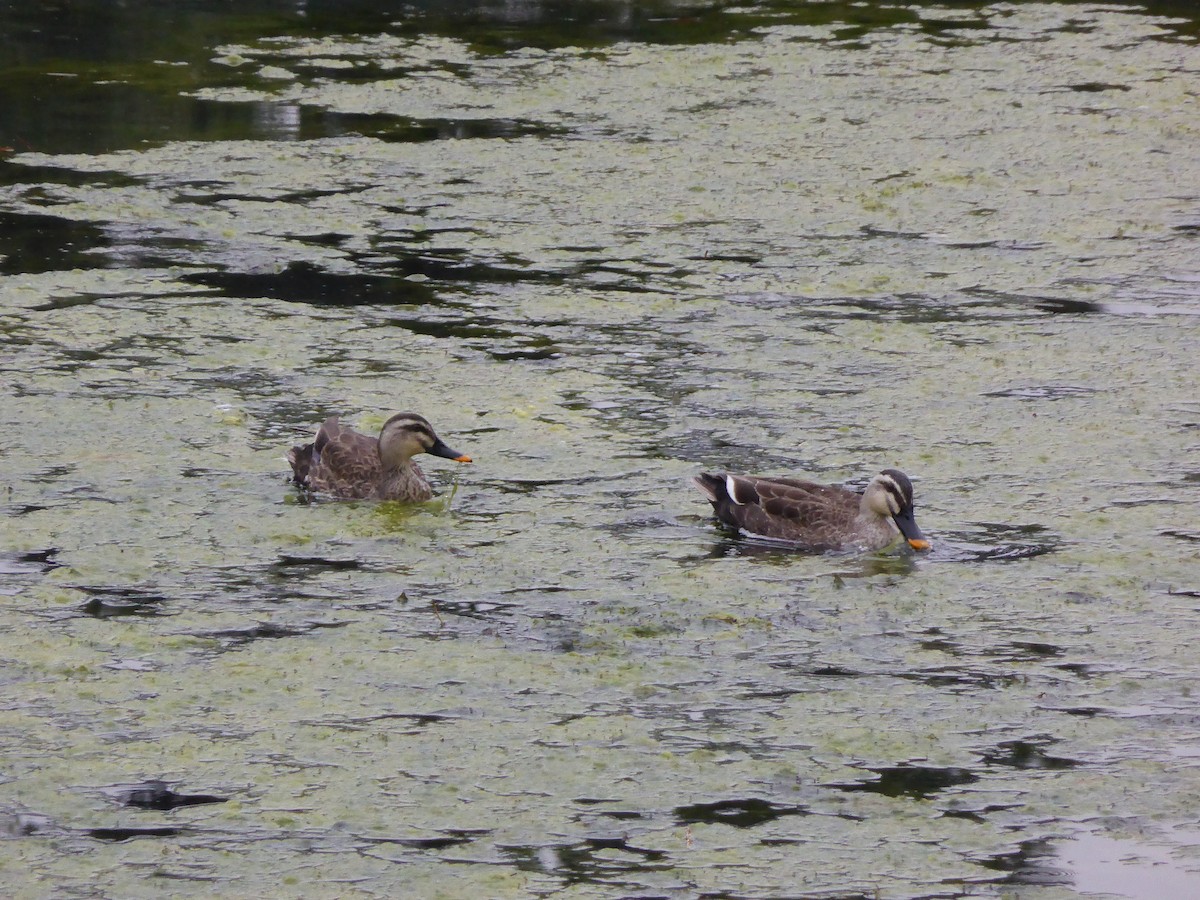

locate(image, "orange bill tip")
[[908, 538, 931, 551], [454, 454, 473, 463]]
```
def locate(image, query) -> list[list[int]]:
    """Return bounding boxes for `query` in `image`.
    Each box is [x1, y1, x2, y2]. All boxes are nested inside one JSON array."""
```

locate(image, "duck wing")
[[305, 417, 382, 498], [694, 473, 860, 548], [286, 442, 314, 486]]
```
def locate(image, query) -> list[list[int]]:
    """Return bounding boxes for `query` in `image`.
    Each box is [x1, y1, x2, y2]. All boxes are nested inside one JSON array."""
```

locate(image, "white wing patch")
[[726, 475, 745, 505]]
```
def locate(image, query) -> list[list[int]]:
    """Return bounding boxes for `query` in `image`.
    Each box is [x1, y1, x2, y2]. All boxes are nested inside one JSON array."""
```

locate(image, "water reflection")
[[500, 837, 669, 887], [932, 523, 1061, 562], [674, 797, 809, 828], [1058, 828, 1200, 897], [828, 764, 979, 799], [4, 1, 1195, 157], [693, 532, 924, 575]]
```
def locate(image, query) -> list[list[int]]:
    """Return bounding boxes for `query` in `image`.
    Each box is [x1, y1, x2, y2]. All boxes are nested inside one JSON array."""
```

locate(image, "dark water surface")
[[2, 2, 1199, 897]]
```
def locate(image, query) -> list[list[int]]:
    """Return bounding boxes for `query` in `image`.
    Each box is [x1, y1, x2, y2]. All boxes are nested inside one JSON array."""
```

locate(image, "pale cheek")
[[871, 496, 899, 517]]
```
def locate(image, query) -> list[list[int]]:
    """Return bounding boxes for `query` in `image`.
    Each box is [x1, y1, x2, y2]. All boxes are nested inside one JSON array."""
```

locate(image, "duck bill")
[[892, 507, 930, 551], [429, 438, 472, 463]]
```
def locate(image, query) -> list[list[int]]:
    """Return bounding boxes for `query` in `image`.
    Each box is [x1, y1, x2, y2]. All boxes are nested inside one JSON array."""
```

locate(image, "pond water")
[[2, 1, 1199, 897]]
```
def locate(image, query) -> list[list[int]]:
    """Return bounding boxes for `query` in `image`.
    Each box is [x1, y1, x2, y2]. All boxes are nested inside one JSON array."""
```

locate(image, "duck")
[[693, 467, 930, 552], [288, 412, 471, 502]]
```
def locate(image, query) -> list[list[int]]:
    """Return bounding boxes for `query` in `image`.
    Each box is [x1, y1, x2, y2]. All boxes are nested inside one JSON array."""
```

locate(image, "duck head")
[[378, 412, 472, 468], [864, 468, 930, 551]]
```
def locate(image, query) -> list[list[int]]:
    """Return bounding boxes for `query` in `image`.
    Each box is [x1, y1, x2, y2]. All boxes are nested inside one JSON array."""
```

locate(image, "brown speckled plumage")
[[288, 412, 471, 502], [693, 468, 929, 552]]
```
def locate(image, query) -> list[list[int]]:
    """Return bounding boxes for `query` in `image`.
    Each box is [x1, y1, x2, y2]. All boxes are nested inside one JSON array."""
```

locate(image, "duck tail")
[[692, 473, 726, 505], [287, 443, 314, 485]]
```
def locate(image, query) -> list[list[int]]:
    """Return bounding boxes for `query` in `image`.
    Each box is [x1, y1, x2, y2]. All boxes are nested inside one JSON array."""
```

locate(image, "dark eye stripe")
[[383, 413, 435, 437], [879, 468, 914, 506], [395, 422, 433, 435]]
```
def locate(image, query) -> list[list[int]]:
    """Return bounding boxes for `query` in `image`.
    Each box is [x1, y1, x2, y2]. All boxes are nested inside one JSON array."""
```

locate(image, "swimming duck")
[[693, 467, 930, 552], [288, 412, 471, 501]]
